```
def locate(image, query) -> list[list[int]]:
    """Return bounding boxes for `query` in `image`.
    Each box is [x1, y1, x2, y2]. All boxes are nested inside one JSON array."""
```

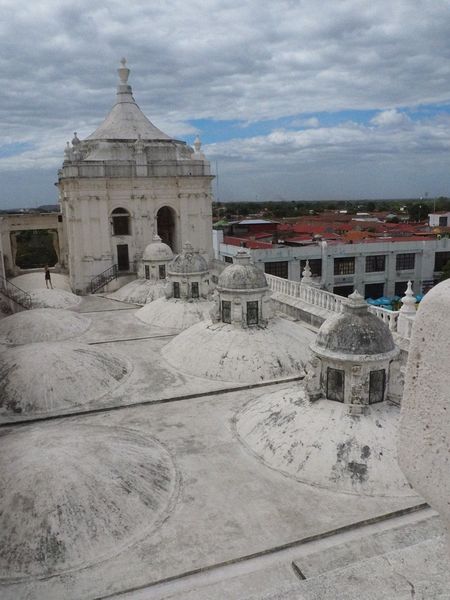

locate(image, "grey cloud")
[[2, 0, 450, 206]]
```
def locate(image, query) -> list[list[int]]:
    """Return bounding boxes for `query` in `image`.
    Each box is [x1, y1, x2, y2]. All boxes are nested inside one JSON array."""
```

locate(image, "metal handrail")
[[89, 264, 119, 294], [0, 274, 32, 309]]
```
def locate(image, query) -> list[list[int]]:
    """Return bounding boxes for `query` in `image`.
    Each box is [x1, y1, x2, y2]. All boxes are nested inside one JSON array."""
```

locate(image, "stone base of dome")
[[0, 422, 178, 582], [0, 342, 132, 418], [162, 318, 314, 384], [135, 297, 214, 331], [234, 387, 417, 497], [107, 278, 166, 305], [0, 308, 90, 345]]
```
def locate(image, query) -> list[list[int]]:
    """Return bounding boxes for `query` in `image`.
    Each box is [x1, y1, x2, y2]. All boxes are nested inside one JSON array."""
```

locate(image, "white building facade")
[[58, 60, 214, 293], [214, 230, 450, 297]]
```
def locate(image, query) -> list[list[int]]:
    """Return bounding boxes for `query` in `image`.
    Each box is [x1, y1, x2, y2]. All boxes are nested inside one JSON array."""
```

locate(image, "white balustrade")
[[266, 273, 414, 340]]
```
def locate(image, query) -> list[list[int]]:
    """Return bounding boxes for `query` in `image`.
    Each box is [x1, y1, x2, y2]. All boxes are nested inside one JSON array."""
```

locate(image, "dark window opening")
[[439, 216, 448, 227], [327, 367, 345, 402], [111, 207, 130, 236], [300, 259, 322, 278], [145, 265, 150, 280], [365, 282, 384, 299], [365, 255, 386, 272], [435, 251, 450, 271], [222, 300, 231, 323], [369, 369, 386, 404], [333, 285, 354, 297], [191, 281, 199, 298], [334, 257, 355, 275], [264, 261, 288, 278], [173, 281, 180, 298], [157, 206, 176, 251], [224, 256, 233, 263], [117, 244, 129, 271], [158, 264, 166, 279], [396, 253, 415, 270], [246, 301, 259, 325]]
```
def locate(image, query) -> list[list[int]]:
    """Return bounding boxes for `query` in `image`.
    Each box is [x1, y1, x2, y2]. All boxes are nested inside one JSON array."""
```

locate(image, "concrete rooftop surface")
[[1, 295, 449, 600]]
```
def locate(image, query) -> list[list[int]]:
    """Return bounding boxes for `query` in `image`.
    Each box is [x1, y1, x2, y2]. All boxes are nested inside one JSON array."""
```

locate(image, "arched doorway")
[[156, 206, 176, 251]]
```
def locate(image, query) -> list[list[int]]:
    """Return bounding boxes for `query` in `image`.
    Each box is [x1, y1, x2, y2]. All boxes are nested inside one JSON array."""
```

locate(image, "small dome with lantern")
[[142, 235, 173, 262], [168, 242, 209, 276], [161, 251, 314, 384], [135, 242, 213, 331], [306, 290, 399, 414]]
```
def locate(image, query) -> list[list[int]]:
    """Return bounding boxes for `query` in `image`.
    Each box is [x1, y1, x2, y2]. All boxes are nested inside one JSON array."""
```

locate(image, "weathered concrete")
[[0, 308, 90, 345], [162, 318, 314, 384], [0, 342, 132, 417], [0, 422, 177, 582], [136, 297, 214, 331], [399, 278, 450, 557], [235, 388, 416, 497]]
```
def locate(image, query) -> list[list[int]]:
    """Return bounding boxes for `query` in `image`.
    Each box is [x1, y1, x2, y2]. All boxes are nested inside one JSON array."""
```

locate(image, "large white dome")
[[0, 309, 90, 346], [162, 318, 314, 383], [135, 297, 214, 331], [108, 279, 167, 305], [235, 387, 416, 497], [0, 422, 178, 581], [0, 342, 132, 418]]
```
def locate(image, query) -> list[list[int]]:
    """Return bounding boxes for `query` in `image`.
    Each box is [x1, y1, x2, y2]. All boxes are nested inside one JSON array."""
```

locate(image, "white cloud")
[[2, 0, 450, 205], [371, 109, 411, 128]]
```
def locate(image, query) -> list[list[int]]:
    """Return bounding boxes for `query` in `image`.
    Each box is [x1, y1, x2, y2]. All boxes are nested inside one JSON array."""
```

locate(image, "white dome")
[[162, 318, 314, 383], [314, 292, 395, 358], [235, 387, 416, 497], [28, 289, 81, 309], [0, 309, 90, 345], [218, 251, 267, 291], [0, 342, 132, 418], [168, 242, 208, 275], [0, 422, 177, 581], [142, 235, 173, 262], [135, 297, 214, 331], [108, 279, 166, 305]]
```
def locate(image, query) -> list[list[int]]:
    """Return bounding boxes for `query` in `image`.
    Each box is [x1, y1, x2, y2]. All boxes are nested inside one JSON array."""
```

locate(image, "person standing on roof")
[[44, 265, 53, 289]]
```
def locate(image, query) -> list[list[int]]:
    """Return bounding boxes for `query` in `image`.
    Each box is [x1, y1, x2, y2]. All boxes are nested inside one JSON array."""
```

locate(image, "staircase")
[[88, 264, 119, 294], [0, 274, 32, 310]]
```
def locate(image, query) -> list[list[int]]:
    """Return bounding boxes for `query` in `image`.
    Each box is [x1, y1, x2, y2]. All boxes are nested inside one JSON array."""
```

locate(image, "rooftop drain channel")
[[96, 503, 430, 600], [0, 375, 305, 428]]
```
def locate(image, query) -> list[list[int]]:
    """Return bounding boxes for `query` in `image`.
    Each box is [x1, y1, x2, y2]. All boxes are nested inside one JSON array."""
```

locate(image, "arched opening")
[[13, 230, 59, 269], [157, 206, 176, 251], [111, 207, 130, 236]]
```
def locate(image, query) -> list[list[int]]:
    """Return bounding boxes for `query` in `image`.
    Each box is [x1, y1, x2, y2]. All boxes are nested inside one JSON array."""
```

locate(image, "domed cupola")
[[166, 242, 210, 300], [307, 290, 399, 414], [140, 235, 173, 281], [213, 250, 271, 328]]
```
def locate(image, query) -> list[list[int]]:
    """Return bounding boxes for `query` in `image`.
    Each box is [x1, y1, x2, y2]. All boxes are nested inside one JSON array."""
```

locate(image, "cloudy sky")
[[2, 0, 450, 208]]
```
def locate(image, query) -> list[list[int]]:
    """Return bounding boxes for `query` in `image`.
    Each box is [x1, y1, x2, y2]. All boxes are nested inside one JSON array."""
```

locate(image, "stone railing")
[[266, 273, 415, 340], [266, 274, 345, 314], [367, 305, 399, 332]]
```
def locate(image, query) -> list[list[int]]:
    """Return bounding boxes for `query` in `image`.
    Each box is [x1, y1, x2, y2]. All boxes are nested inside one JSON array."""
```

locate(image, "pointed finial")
[[348, 289, 364, 302], [118, 57, 130, 84], [64, 141, 71, 159], [152, 234, 162, 243], [194, 135, 201, 153], [301, 259, 313, 284], [183, 241, 194, 255], [400, 281, 417, 315]]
